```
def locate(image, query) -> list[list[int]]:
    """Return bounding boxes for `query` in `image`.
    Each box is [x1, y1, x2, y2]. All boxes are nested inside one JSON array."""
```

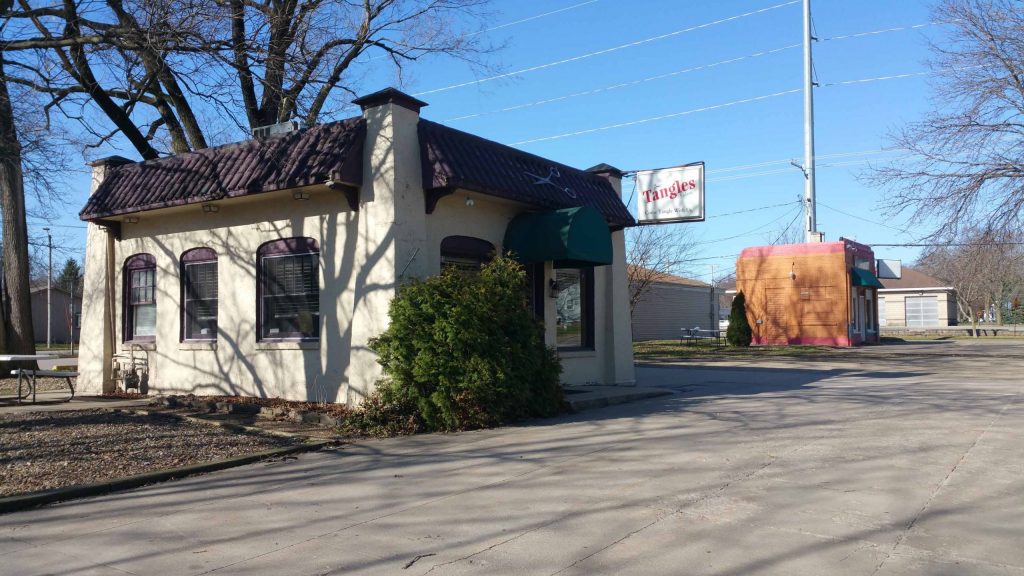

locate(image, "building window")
[[182, 248, 218, 341], [441, 235, 494, 272], [124, 253, 156, 342], [555, 267, 594, 349], [258, 238, 320, 340]]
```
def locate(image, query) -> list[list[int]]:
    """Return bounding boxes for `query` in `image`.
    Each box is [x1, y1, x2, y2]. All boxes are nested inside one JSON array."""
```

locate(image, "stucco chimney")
[[88, 156, 134, 195], [587, 163, 625, 197], [351, 87, 428, 116], [346, 87, 430, 403]]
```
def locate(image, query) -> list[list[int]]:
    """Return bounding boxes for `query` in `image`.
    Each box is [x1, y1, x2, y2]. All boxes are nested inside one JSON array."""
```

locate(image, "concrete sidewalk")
[[2, 348, 1021, 575]]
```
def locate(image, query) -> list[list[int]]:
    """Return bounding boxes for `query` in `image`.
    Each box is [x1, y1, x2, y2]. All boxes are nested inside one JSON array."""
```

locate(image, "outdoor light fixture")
[[202, 204, 219, 213], [465, 196, 475, 207], [124, 216, 140, 224], [293, 191, 311, 200], [548, 278, 560, 298]]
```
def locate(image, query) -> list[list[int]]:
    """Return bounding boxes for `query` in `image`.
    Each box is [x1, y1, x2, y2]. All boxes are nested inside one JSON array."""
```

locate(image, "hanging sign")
[[635, 162, 704, 224]]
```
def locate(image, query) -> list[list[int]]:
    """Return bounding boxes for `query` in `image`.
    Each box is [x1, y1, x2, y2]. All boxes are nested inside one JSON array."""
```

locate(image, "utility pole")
[[43, 227, 52, 348], [709, 264, 716, 331], [802, 0, 819, 242]]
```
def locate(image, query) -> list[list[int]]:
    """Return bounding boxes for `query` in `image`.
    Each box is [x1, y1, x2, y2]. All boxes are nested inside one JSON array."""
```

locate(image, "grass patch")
[[633, 340, 834, 360]]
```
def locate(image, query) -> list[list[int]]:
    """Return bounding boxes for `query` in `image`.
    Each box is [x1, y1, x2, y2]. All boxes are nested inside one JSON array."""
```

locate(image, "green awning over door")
[[503, 206, 613, 268], [851, 267, 884, 288]]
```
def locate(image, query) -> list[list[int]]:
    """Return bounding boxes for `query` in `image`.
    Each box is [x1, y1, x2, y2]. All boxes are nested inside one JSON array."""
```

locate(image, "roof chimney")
[[587, 163, 625, 196], [352, 87, 428, 115], [88, 156, 134, 196]]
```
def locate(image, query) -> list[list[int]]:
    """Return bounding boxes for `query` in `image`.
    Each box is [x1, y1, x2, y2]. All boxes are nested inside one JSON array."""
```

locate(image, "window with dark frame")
[[182, 248, 218, 341], [554, 267, 594, 350], [440, 235, 495, 272], [258, 238, 320, 341], [124, 253, 156, 342]]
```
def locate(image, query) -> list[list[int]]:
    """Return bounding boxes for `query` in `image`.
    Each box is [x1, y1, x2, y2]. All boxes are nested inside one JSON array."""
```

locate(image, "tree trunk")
[[0, 51, 35, 358]]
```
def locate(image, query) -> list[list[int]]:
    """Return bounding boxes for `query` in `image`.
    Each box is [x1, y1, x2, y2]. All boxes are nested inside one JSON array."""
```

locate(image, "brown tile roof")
[[878, 267, 953, 290], [418, 120, 635, 229], [80, 118, 365, 220], [628, 266, 709, 287]]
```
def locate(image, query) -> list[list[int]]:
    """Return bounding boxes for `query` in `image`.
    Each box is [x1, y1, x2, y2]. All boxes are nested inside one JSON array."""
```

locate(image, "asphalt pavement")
[[1, 340, 1021, 575]]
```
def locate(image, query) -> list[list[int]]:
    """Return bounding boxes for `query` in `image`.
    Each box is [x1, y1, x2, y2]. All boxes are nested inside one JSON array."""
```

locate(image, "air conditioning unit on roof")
[[252, 120, 305, 139]]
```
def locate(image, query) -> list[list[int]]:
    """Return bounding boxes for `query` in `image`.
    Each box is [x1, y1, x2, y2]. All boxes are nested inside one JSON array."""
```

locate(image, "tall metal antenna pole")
[[803, 0, 819, 242]]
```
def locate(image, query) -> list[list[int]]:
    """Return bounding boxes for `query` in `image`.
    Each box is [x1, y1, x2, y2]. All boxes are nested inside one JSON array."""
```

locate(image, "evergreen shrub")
[[726, 291, 753, 347], [367, 257, 563, 432]]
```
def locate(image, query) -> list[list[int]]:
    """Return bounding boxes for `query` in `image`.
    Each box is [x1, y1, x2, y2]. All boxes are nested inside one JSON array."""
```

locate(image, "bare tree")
[[763, 218, 803, 246], [916, 229, 1024, 332], [0, 48, 34, 355], [626, 224, 699, 314], [871, 0, 1024, 239], [8, 0, 495, 158], [0, 0, 495, 355]]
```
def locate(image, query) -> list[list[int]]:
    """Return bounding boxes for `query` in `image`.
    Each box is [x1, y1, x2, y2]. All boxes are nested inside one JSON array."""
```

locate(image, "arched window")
[[181, 248, 218, 341], [440, 235, 494, 271], [257, 238, 320, 340], [124, 253, 156, 342]]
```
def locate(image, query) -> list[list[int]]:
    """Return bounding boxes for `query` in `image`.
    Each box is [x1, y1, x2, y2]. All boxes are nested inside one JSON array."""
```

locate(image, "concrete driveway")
[[2, 341, 1022, 575]]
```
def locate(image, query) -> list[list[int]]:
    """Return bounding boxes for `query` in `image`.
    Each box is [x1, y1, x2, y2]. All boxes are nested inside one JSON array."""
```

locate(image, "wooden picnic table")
[[0, 353, 76, 403]]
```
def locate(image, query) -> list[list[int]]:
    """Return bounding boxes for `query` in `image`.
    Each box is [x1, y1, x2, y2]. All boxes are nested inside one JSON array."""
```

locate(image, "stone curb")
[[128, 408, 320, 441], [0, 435, 331, 515], [565, 388, 674, 412]]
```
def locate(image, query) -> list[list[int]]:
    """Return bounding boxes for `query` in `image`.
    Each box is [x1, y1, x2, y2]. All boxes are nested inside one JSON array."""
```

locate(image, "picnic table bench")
[[1, 353, 77, 403], [679, 327, 724, 346]]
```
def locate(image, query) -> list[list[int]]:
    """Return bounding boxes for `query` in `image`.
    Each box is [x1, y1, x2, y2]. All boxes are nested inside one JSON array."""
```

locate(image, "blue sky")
[[33, 0, 946, 283]]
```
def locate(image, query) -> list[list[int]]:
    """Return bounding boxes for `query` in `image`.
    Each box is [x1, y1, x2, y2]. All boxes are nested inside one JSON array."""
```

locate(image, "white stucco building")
[[77, 88, 636, 404]]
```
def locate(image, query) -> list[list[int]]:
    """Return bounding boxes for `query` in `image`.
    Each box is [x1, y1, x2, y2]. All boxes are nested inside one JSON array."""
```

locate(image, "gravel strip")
[[0, 409, 300, 497], [0, 376, 74, 395]]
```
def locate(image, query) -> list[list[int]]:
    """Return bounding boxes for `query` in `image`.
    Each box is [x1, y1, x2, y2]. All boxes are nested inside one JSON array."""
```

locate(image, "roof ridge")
[[418, 119, 611, 184]]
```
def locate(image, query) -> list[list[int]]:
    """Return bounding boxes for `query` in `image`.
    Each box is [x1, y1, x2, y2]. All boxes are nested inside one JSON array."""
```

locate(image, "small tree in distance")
[[726, 291, 753, 347]]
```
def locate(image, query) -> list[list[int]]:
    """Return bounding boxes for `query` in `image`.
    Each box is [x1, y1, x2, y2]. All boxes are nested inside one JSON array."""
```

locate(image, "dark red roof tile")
[[80, 118, 365, 220], [418, 120, 635, 228]]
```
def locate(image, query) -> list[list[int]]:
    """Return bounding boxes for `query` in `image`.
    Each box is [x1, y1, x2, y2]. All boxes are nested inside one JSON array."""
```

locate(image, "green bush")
[[367, 257, 563, 432], [726, 291, 753, 347]]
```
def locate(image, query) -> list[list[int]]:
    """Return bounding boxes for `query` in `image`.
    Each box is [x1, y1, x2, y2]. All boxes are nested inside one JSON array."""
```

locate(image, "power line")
[[706, 201, 799, 219], [820, 71, 930, 87], [693, 203, 803, 246], [443, 43, 801, 122], [770, 208, 804, 244], [819, 21, 938, 42], [362, 1, 601, 63], [868, 242, 1024, 247], [711, 149, 889, 174], [441, 20, 943, 123], [414, 0, 800, 96], [510, 69, 937, 146], [817, 201, 910, 234], [511, 88, 802, 145], [473, 1, 600, 36]]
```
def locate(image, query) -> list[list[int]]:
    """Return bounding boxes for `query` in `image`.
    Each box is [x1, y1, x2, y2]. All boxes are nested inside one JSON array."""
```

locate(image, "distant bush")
[[367, 257, 563, 432], [726, 291, 753, 347]]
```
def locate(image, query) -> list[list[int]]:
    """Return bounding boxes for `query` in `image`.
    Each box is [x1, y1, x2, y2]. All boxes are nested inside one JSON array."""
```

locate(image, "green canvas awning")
[[851, 267, 884, 288], [504, 206, 613, 268]]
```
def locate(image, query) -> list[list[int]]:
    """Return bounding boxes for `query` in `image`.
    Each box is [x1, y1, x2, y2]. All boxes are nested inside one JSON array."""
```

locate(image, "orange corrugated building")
[[735, 239, 882, 346]]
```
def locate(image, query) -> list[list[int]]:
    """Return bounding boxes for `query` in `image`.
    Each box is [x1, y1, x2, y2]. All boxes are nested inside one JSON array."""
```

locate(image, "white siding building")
[[630, 269, 720, 341]]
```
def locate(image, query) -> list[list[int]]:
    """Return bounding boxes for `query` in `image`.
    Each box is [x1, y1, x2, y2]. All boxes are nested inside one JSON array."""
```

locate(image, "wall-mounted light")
[[124, 216, 139, 224], [548, 278, 560, 298], [293, 191, 311, 200], [465, 196, 475, 207], [202, 204, 219, 213]]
